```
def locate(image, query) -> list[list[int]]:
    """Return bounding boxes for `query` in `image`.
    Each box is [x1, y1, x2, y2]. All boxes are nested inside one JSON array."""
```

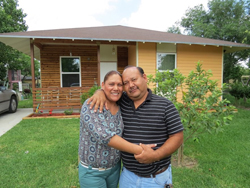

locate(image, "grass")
[[18, 95, 33, 108], [1, 105, 249, 187], [173, 108, 250, 187], [0, 118, 80, 188]]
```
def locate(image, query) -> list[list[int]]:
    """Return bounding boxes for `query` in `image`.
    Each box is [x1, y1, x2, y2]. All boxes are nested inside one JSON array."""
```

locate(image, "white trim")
[[136, 42, 138, 66], [60, 56, 81, 87]]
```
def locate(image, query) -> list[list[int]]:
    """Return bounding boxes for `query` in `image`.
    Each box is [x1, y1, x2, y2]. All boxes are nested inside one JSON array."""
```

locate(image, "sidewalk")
[[0, 108, 33, 137]]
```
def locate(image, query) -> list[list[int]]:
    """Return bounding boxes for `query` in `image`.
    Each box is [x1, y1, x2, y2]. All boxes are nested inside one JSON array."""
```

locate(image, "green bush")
[[229, 83, 250, 100], [64, 108, 73, 115], [81, 85, 101, 104], [148, 62, 236, 166]]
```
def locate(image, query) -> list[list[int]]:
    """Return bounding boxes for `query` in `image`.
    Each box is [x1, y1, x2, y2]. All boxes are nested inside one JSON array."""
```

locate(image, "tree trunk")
[[177, 144, 184, 166]]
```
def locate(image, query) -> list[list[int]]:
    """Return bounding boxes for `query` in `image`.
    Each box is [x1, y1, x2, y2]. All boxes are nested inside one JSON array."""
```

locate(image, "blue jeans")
[[78, 161, 121, 188], [119, 165, 172, 188]]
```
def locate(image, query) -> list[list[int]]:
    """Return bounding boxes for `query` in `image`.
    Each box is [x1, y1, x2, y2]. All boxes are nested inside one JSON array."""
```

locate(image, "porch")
[[32, 87, 90, 112]]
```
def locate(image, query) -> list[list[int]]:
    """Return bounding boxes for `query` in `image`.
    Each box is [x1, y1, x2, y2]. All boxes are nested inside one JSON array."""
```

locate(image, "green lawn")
[[18, 96, 33, 108], [173, 108, 250, 187], [0, 118, 80, 188], [0, 109, 249, 187]]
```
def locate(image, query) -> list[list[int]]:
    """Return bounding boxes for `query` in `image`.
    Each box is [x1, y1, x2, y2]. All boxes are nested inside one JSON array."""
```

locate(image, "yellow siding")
[[128, 45, 136, 66], [138, 42, 156, 77], [176, 44, 223, 100]]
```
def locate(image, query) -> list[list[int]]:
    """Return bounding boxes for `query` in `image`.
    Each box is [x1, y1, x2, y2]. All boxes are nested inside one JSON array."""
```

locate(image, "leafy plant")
[[81, 85, 101, 104], [148, 62, 236, 166], [64, 108, 73, 115], [229, 78, 250, 103]]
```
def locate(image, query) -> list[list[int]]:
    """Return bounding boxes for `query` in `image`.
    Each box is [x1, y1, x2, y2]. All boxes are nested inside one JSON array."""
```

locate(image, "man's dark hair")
[[124, 66, 144, 76]]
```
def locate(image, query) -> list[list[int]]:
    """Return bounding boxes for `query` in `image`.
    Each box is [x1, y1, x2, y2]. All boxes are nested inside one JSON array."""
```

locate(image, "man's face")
[[122, 67, 148, 101]]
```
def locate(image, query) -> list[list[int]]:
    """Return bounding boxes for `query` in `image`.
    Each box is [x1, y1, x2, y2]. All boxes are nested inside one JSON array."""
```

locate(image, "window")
[[60, 57, 81, 87], [157, 53, 176, 71]]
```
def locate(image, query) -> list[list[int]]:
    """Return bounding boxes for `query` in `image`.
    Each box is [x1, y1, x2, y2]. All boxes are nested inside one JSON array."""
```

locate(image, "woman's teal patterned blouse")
[[78, 100, 124, 168]]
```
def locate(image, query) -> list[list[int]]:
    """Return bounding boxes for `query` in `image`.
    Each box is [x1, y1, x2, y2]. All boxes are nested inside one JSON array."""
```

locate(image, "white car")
[[0, 86, 18, 114]]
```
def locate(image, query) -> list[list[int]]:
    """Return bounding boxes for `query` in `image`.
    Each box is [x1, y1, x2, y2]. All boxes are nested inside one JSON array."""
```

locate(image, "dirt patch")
[[31, 113, 80, 117], [171, 155, 198, 168], [23, 113, 80, 119]]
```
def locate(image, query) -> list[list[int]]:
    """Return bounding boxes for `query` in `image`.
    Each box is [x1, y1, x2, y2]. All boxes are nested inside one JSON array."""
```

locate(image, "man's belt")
[[135, 165, 169, 178]]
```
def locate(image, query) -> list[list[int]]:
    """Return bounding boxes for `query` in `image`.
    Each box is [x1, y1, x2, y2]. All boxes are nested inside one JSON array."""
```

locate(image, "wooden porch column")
[[30, 39, 36, 112], [30, 39, 36, 89], [97, 45, 100, 86]]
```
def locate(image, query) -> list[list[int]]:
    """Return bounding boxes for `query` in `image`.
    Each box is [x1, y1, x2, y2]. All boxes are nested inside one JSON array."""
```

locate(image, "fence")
[[32, 87, 90, 112]]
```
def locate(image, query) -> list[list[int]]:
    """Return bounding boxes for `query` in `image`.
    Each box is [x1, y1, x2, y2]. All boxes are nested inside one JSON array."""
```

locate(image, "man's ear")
[[101, 82, 104, 89], [143, 74, 148, 82]]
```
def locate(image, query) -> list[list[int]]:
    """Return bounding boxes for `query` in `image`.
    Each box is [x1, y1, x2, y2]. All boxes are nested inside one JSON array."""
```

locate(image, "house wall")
[[176, 44, 223, 99], [177, 44, 223, 83], [157, 43, 176, 53], [40, 45, 98, 88], [100, 45, 117, 62], [137, 42, 157, 77], [135, 42, 223, 101]]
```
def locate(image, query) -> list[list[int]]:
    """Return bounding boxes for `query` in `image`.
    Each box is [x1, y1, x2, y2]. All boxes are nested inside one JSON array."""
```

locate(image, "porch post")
[[97, 45, 100, 86], [30, 39, 36, 112], [30, 39, 36, 89]]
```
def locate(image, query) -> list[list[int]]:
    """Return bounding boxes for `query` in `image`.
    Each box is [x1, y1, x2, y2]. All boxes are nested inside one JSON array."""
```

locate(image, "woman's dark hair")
[[124, 66, 144, 76], [103, 70, 122, 83]]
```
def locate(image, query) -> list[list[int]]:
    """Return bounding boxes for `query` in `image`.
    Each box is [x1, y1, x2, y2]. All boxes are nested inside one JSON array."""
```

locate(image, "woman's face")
[[102, 74, 123, 102]]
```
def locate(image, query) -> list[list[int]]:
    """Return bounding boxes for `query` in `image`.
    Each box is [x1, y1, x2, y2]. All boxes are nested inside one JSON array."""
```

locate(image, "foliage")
[[148, 62, 236, 165], [223, 92, 250, 108], [81, 85, 101, 104], [168, 0, 250, 83], [0, 62, 7, 81], [11, 53, 40, 81], [0, 0, 29, 81], [167, 25, 182, 34], [229, 82, 250, 100], [64, 108, 73, 115]]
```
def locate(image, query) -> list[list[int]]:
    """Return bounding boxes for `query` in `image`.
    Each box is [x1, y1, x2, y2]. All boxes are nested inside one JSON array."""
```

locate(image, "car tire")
[[9, 96, 17, 113]]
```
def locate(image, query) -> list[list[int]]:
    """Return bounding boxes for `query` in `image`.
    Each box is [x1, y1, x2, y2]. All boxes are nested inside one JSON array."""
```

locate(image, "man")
[[88, 66, 183, 188]]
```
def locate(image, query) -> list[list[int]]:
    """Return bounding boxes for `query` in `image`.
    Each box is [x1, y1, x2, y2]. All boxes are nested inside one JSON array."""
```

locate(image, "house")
[[0, 25, 249, 112]]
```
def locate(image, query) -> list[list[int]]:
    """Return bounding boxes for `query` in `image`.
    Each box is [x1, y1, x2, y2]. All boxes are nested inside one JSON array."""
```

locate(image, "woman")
[[78, 70, 143, 188]]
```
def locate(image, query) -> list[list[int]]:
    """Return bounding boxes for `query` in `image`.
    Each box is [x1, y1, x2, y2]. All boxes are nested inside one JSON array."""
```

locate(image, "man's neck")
[[133, 90, 149, 109]]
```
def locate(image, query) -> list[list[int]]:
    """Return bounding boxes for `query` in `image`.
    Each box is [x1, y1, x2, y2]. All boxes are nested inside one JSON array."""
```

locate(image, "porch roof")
[[0, 25, 250, 60]]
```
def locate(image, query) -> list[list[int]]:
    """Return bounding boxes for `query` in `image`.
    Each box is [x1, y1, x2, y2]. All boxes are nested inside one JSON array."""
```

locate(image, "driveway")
[[0, 108, 33, 137]]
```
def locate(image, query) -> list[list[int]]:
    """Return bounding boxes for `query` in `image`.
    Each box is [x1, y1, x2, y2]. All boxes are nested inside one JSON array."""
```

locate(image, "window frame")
[[156, 53, 177, 72], [60, 56, 81, 87]]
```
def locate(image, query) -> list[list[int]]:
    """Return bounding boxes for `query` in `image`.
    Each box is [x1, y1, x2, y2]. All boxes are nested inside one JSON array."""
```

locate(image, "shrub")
[[148, 62, 236, 166], [64, 108, 73, 115], [229, 82, 250, 101], [81, 85, 101, 104]]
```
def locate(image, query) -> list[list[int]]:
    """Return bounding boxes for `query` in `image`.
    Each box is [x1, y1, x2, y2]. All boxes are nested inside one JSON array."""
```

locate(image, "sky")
[[17, 0, 210, 32]]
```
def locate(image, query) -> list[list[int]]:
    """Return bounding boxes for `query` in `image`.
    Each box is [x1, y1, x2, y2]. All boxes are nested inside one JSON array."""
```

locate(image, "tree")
[[168, 0, 250, 83], [0, 0, 28, 81], [167, 25, 182, 34], [148, 63, 236, 166], [8, 53, 40, 82]]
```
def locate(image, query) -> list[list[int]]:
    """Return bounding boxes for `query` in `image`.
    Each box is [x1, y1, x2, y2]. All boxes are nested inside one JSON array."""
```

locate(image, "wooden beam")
[[97, 45, 100, 86], [34, 42, 43, 50], [30, 39, 36, 112]]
